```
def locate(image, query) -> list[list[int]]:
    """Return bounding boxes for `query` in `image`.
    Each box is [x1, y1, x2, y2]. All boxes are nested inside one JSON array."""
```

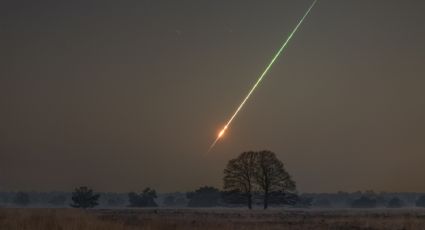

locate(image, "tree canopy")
[[70, 186, 100, 209], [223, 150, 296, 209], [223, 151, 258, 209]]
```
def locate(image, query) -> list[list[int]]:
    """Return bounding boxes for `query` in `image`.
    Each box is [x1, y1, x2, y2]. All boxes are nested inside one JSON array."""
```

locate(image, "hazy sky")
[[1, 0, 424, 193]]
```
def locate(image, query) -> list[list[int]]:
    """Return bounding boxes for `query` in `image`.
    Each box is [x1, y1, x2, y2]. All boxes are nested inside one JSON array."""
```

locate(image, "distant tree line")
[[303, 190, 425, 209], [2, 189, 425, 209], [1, 149, 425, 209], [128, 188, 158, 207]]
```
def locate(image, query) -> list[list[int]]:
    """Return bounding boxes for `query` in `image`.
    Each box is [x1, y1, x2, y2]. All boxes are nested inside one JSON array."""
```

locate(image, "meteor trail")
[[207, 0, 318, 153]]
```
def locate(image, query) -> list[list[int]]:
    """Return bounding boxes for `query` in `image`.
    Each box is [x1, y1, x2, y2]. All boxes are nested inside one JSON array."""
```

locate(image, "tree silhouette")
[[254, 150, 296, 209], [223, 151, 257, 209], [223, 150, 297, 209], [128, 187, 158, 207], [70, 186, 100, 209]]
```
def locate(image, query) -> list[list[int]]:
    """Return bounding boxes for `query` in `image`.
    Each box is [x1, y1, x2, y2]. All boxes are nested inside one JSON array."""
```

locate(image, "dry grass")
[[0, 209, 135, 230], [1, 208, 425, 230]]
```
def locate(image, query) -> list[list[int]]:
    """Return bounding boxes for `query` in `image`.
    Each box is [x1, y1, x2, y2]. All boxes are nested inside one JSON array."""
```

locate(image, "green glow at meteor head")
[[207, 0, 317, 153]]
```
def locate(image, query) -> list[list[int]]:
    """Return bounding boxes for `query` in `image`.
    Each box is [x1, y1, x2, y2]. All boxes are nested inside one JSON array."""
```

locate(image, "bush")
[[70, 186, 100, 209]]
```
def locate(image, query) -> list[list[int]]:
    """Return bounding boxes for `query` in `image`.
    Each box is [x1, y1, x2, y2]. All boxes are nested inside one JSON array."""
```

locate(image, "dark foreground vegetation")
[[2, 150, 425, 230], [3, 151, 425, 210], [3, 190, 425, 209], [1, 208, 425, 230]]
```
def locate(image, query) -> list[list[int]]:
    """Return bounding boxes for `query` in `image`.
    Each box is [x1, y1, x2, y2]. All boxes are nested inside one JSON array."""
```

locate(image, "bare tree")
[[255, 150, 296, 209], [223, 151, 257, 209]]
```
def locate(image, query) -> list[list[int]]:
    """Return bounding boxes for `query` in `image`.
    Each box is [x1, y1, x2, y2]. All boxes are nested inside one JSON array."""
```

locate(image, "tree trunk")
[[247, 193, 252, 209]]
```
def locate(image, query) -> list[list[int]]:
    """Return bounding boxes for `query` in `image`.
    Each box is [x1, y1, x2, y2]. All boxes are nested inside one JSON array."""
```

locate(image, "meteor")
[[207, 0, 317, 153]]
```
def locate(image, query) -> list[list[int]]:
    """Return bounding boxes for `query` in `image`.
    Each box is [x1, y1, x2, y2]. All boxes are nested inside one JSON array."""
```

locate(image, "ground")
[[1, 208, 425, 230]]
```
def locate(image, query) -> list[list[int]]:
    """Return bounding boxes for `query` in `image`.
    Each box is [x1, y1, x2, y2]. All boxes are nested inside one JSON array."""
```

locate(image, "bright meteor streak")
[[208, 0, 318, 153]]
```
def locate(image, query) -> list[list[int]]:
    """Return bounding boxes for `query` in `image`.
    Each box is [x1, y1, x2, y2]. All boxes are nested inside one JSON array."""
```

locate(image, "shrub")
[[70, 186, 100, 209]]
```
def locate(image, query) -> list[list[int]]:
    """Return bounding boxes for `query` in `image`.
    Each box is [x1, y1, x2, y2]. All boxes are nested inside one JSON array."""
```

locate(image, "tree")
[[14, 192, 30, 206], [187, 186, 221, 207], [416, 195, 425, 207], [128, 187, 158, 207], [254, 150, 296, 209], [70, 186, 100, 209], [223, 151, 257, 209], [387, 197, 403, 208]]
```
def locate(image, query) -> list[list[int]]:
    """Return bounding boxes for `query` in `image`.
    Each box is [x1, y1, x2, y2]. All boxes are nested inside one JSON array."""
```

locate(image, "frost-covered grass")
[[1, 208, 425, 230]]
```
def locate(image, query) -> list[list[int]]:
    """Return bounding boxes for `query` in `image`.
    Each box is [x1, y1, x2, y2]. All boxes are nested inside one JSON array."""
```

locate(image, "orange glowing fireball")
[[218, 126, 228, 138]]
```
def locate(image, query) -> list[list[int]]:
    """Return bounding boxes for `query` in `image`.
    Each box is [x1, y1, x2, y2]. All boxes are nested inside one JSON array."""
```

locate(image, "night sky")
[[1, 0, 425, 193]]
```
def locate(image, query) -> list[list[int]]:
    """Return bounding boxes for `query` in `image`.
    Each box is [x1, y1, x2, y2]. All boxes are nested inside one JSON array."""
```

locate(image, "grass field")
[[1, 208, 425, 230]]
